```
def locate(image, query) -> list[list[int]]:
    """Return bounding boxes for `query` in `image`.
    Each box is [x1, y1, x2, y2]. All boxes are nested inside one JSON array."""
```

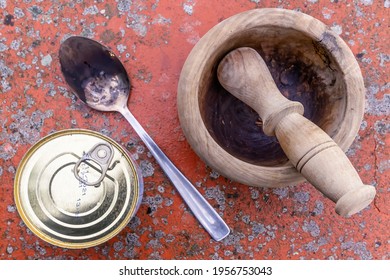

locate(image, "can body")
[[14, 129, 143, 249]]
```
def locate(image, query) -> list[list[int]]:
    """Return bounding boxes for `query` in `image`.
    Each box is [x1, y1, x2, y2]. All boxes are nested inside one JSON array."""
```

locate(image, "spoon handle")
[[119, 107, 230, 241]]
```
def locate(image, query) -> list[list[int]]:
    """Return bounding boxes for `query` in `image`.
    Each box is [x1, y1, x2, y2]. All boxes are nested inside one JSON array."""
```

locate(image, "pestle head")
[[217, 47, 279, 110], [217, 47, 304, 136]]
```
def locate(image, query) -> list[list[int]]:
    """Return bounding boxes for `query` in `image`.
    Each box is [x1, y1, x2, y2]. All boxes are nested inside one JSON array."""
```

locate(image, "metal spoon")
[[59, 36, 230, 241]]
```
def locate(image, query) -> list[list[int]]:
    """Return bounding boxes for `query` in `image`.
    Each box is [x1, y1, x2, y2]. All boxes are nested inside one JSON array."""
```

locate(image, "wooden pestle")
[[217, 47, 376, 217]]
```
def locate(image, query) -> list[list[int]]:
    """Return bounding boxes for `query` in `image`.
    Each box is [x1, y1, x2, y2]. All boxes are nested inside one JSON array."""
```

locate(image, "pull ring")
[[74, 142, 114, 186]]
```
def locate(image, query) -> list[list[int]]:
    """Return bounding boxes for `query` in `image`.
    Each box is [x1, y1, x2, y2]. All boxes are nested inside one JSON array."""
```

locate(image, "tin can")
[[14, 129, 144, 249]]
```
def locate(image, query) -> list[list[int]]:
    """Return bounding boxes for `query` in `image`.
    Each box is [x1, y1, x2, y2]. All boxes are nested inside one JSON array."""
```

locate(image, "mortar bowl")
[[177, 8, 365, 187]]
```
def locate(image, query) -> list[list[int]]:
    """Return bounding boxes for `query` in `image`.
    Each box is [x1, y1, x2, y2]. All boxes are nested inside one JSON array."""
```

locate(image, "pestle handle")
[[217, 47, 376, 216]]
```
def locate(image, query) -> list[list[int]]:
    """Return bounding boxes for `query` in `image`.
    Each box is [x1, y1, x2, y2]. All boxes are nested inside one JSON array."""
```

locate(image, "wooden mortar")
[[177, 9, 370, 214]]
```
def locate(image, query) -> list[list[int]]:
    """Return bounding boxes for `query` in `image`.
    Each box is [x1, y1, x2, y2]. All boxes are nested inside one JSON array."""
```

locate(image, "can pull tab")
[[74, 142, 114, 186]]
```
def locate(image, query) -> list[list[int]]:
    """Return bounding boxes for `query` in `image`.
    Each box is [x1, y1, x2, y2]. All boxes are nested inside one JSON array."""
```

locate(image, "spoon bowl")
[[59, 36, 129, 112], [59, 36, 230, 241]]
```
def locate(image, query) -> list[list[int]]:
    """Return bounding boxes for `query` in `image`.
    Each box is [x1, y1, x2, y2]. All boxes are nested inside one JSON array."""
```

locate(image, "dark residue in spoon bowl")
[[59, 36, 130, 111]]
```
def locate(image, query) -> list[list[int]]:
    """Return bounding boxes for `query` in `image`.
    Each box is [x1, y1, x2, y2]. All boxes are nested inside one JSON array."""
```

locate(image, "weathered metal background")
[[0, 0, 389, 259]]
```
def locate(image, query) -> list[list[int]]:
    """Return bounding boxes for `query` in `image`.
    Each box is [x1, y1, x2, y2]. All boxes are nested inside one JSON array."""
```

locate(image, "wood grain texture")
[[219, 48, 375, 216], [177, 8, 366, 190]]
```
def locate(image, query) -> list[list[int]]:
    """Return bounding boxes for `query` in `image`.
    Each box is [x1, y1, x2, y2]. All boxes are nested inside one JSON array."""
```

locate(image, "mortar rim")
[[177, 8, 365, 187]]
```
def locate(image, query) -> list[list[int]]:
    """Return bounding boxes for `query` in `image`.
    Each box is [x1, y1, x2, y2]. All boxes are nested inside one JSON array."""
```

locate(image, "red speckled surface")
[[0, 0, 389, 260]]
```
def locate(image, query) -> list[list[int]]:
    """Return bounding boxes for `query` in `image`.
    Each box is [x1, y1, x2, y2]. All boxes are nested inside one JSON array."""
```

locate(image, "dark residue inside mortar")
[[200, 32, 343, 166]]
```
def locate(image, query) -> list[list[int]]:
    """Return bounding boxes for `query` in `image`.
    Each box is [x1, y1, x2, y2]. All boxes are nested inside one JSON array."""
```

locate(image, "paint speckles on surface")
[[340, 239, 373, 260], [140, 160, 155, 177], [294, 191, 310, 204], [0, 143, 16, 160], [378, 159, 390, 174], [366, 84, 390, 116], [126, 12, 148, 37], [374, 120, 390, 135], [40, 54, 52, 67], [312, 200, 324, 216], [83, 5, 99, 16], [0, 0, 7, 9], [330, 23, 343, 35], [115, 0, 171, 37], [204, 186, 226, 212], [0, 0, 388, 261], [322, 7, 334, 19], [116, 43, 127, 53], [302, 220, 320, 237], [10, 39, 21, 50], [183, 0, 196, 15], [123, 232, 141, 258], [27, 5, 44, 19], [0, 41, 9, 53], [6, 109, 53, 145], [378, 53, 389, 67], [14, 7, 25, 19], [251, 222, 277, 242], [3, 14, 15, 26], [179, 20, 201, 45], [0, 60, 13, 93], [360, 0, 373, 6], [272, 186, 289, 199], [117, 0, 132, 13]]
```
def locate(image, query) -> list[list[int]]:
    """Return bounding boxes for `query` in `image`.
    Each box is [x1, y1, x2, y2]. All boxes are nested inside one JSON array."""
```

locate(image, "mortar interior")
[[198, 27, 347, 167]]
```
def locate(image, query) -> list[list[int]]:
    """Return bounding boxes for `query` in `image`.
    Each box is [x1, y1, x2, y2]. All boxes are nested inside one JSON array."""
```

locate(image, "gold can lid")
[[14, 129, 143, 249]]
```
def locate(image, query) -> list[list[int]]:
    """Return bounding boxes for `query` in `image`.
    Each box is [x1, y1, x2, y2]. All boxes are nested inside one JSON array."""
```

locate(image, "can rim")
[[14, 129, 142, 249]]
